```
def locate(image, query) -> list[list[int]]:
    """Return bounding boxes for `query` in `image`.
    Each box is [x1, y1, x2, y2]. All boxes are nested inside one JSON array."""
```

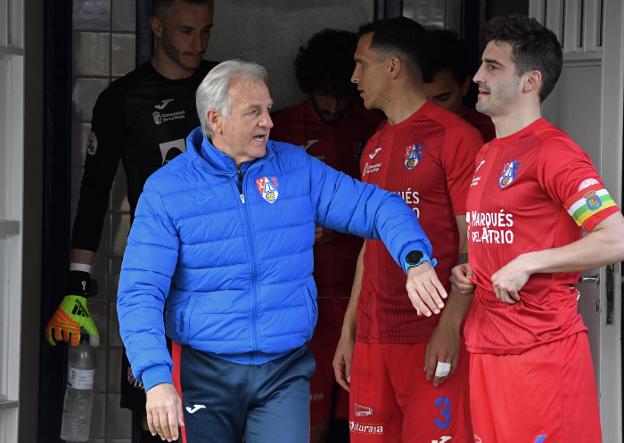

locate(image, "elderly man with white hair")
[[117, 59, 445, 443]]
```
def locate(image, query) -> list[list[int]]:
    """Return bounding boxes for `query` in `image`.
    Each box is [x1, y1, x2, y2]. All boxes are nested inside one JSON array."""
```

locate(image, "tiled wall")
[[71, 1, 136, 442]]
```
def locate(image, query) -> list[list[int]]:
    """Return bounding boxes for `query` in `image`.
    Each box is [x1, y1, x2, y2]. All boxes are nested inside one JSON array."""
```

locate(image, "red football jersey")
[[464, 118, 620, 354], [357, 101, 483, 343], [271, 100, 383, 298], [463, 107, 496, 143]]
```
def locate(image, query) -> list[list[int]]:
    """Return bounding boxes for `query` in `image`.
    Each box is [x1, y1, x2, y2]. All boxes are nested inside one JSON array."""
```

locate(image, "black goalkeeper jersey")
[[71, 60, 217, 252]]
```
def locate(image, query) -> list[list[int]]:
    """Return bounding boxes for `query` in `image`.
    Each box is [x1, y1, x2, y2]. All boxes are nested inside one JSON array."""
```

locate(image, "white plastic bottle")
[[60, 337, 95, 442]]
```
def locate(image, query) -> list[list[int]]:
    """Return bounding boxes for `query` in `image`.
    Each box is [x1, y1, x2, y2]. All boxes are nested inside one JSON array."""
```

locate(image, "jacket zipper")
[[235, 166, 258, 361]]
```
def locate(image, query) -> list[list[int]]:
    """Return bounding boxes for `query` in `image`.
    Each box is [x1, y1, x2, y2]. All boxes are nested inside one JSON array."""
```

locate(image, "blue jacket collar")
[[186, 126, 275, 175]]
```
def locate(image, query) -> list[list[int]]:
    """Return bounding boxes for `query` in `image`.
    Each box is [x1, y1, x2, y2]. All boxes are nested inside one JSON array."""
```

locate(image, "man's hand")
[[424, 322, 460, 387], [45, 295, 100, 346], [405, 262, 448, 316], [333, 331, 355, 392], [450, 264, 475, 295], [146, 383, 184, 442], [491, 253, 533, 304]]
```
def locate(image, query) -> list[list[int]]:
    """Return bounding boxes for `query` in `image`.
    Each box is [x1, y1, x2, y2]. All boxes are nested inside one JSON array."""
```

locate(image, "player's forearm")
[[342, 242, 366, 337], [520, 212, 624, 274], [437, 290, 473, 331]]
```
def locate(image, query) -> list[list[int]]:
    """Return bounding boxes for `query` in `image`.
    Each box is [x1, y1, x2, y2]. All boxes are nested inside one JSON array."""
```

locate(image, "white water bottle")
[[60, 337, 95, 442]]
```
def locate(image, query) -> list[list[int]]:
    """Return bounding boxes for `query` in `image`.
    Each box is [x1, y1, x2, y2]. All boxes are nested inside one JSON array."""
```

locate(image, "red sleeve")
[[441, 124, 483, 215], [537, 136, 619, 231]]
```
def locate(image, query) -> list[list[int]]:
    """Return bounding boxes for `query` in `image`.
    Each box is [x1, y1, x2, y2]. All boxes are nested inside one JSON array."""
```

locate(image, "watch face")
[[406, 250, 424, 265]]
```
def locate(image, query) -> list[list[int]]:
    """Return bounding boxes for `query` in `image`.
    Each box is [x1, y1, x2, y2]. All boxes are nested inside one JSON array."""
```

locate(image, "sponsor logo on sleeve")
[[362, 161, 382, 176], [256, 176, 280, 203], [432, 436, 452, 443], [578, 178, 599, 191], [404, 143, 424, 170], [498, 160, 520, 188]]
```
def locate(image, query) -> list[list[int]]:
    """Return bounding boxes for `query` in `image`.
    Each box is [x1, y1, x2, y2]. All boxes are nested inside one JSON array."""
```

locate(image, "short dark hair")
[[359, 17, 429, 82], [481, 14, 562, 102], [294, 29, 358, 96], [425, 29, 470, 85], [152, 0, 213, 19]]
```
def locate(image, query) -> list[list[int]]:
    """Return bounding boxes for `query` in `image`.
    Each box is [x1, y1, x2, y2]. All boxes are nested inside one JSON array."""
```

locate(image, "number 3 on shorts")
[[434, 396, 451, 429]]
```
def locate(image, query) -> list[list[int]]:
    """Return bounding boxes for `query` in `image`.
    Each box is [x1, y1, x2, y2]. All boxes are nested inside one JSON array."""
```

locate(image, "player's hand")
[[145, 383, 184, 442], [424, 322, 460, 387], [314, 226, 337, 244], [405, 262, 447, 317], [45, 295, 100, 347], [491, 253, 533, 304], [333, 330, 355, 392], [450, 263, 475, 295]]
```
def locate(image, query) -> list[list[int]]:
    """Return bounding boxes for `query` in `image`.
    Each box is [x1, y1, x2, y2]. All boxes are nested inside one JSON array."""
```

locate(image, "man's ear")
[[149, 16, 162, 40], [387, 55, 402, 79], [523, 70, 542, 95], [206, 110, 223, 135]]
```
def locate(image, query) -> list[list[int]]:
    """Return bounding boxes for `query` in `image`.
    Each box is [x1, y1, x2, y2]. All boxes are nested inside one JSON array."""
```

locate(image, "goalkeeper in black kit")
[[45, 1, 217, 442]]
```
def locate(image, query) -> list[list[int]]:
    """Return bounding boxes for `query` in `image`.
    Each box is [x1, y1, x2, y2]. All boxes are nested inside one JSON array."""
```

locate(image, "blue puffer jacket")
[[117, 127, 433, 391]]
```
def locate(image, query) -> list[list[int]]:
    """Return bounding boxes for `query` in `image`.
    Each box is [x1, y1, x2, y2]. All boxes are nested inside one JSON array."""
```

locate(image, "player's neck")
[[384, 87, 427, 126], [150, 51, 196, 81], [492, 105, 542, 138]]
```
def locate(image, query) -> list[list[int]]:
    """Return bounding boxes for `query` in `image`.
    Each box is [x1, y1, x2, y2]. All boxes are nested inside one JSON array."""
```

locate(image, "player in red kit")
[[408, 15, 624, 443], [333, 18, 482, 442], [271, 29, 384, 443], [424, 30, 495, 142]]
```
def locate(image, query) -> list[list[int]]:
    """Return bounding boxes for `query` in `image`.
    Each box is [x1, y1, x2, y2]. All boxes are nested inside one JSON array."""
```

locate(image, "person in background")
[[117, 60, 446, 443], [44, 1, 216, 441], [424, 29, 496, 142], [333, 18, 482, 442], [271, 28, 384, 443]]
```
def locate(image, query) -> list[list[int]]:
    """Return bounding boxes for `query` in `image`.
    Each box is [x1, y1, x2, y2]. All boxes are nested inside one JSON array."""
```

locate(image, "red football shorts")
[[309, 297, 350, 425], [469, 332, 601, 443], [349, 341, 473, 442]]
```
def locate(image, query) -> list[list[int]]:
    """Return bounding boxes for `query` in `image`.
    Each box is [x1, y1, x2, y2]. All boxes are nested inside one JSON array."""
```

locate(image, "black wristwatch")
[[405, 250, 426, 269]]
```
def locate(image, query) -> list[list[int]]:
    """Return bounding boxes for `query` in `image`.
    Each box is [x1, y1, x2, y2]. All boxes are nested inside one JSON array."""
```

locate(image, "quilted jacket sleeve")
[[308, 154, 433, 271], [117, 180, 180, 391]]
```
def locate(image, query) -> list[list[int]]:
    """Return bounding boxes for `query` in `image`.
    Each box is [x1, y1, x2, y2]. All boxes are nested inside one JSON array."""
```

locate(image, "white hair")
[[195, 59, 269, 137]]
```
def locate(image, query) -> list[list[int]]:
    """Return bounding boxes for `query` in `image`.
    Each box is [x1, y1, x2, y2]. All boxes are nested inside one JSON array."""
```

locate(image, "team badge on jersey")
[[256, 176, 279, 203], [403, 144, 424, 170], [499, 160, 520, 188]]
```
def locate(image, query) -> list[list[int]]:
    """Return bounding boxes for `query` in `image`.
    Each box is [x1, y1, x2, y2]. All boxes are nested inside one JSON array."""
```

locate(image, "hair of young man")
[[196, 60, 269, 137], [425, 29, 470, 85], [152, 0, 214, 20], [358, 17, 429, 83], [294, 29, 358, 97], [481, 14, 562, 102]]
